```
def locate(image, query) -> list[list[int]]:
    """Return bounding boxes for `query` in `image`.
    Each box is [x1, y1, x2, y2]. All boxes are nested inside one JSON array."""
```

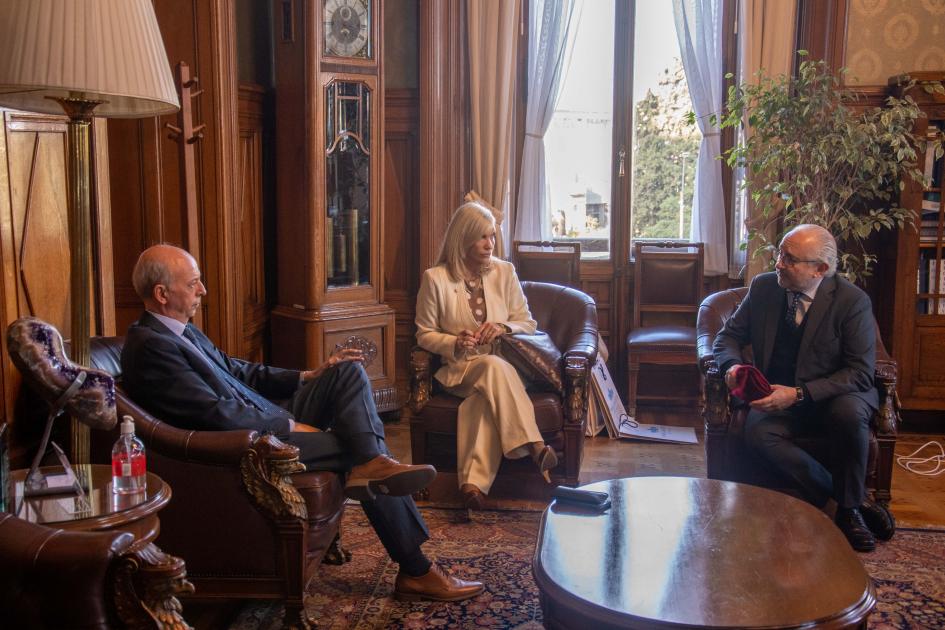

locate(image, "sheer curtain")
[[513, 0, 579, 242], [738, 0, 797, 281], [672, 0, 727, 275], [467, 0, 521, 258]]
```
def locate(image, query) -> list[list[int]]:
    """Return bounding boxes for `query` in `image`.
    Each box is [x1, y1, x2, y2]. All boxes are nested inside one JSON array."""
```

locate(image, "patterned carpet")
[[231, 506, 945, 630]]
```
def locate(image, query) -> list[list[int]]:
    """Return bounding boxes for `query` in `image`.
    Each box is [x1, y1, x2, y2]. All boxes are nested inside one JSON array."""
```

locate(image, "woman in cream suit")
[[415, 201, 556, 510]]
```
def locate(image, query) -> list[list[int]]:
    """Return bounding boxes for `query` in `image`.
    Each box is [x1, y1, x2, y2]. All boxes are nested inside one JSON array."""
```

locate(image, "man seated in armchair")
[[120, 244, 484, 601], [712, 224, 894, 552]]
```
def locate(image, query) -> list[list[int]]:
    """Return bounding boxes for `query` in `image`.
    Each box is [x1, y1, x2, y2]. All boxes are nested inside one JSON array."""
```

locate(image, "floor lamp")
[[0, 0, 179, 463]]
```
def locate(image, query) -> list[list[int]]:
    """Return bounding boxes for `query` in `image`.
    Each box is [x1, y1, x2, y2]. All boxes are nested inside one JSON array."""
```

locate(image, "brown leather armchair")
[[696, 287, 899, 504], [408, 281, 598, 502], [88, 336, 347, 628], [0, 512, 133, 629]]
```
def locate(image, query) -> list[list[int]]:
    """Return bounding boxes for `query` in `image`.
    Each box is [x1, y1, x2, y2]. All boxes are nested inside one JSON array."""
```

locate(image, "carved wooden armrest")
[[563, 354, 590, 425], [240, 433, 308, 522], [408, 346, 433, 413], [702, 361, 734, 432], [873, 361, 900, 438]]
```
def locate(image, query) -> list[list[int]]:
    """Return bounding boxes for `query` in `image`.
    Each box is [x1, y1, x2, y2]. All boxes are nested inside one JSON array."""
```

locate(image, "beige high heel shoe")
[[460, 483, 486, 511], [532, 445, 558, 483]]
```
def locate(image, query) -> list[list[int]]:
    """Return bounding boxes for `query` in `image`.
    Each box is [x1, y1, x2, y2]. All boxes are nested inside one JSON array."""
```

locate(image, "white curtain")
[[513, 0, 579, 242], [467, 0, 521, 258], [672, 0, 727, 275], [738, 0, 797, 281]]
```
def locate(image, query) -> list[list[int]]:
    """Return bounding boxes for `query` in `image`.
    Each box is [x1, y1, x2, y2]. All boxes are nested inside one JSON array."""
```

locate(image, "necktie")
[[183, 324, 267, 411], [786, 291, 802, 330]]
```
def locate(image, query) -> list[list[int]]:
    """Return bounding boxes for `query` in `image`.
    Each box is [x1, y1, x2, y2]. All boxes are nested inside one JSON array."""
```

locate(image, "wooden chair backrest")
[[512, 240, 582, 289]]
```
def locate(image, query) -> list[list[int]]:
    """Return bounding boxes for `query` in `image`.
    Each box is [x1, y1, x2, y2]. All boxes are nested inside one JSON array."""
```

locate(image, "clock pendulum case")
[[271, 0, 398, 413]]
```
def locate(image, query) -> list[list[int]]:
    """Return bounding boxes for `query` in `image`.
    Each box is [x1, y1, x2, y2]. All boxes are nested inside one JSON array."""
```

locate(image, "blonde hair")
[[436, 201, 496, 281]]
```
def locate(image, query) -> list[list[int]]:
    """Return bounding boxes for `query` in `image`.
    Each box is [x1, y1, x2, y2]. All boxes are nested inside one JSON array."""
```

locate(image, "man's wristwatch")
[[794, 386, 805, 404]]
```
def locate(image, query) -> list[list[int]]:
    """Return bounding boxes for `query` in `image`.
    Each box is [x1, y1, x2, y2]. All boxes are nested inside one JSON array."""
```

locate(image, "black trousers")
[[744, 393, 873, 509], [279, 361, 430, 564]]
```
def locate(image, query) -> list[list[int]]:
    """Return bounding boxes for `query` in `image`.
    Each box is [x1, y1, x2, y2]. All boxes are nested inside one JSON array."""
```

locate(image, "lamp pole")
[[57, 96, 102, 465]]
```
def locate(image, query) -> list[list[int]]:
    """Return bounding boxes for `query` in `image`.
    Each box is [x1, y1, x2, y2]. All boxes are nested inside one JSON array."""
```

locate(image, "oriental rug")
[[231, 507, 945, 630]]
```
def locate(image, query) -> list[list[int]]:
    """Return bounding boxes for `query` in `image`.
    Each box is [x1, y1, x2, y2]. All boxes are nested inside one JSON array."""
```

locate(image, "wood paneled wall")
[[236, 84, 269, 364], [0, 111, 114, 466], [385, 89, 421, 399], [108, 0, 240, 353]]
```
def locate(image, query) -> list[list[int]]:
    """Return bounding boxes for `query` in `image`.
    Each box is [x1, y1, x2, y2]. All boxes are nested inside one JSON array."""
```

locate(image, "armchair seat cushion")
[[414, 391, 565, 436], [627, 325, 697, 350]]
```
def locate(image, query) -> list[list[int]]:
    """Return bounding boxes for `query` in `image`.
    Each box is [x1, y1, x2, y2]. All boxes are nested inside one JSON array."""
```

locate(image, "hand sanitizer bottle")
[[111, 415, 146, 494]]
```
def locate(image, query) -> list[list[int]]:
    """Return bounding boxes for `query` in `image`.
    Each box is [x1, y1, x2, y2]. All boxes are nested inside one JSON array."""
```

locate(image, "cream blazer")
[[415, 259, 537, 389]]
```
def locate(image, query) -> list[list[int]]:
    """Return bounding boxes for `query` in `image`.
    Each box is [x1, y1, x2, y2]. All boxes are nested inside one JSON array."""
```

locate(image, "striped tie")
[[183, 324, 267, 411], [786, 291, 802, 330]]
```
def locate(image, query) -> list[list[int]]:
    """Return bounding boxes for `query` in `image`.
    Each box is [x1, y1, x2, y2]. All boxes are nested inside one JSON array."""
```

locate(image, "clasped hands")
[[292, 347, 364, 433], [455, 321, 508, 356], [724, 363, 797, 412]]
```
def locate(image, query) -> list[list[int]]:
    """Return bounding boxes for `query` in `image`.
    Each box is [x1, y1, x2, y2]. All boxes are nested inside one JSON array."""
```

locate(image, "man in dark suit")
[[713, 224, 894, 552], [121, 244, 483, 601]]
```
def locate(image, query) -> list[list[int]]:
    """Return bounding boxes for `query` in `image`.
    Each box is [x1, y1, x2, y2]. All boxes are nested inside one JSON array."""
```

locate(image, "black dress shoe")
[[835, 507, 876, 552], [860, 499, 896, 541]]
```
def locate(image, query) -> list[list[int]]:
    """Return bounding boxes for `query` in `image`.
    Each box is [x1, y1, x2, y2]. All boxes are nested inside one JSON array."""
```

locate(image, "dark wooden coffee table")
[[533, 477, 875, 629]]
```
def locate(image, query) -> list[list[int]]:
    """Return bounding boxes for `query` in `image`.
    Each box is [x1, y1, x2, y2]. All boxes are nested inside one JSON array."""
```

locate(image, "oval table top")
[[533, 477, 875, 629], [10, 464, 171, 531]]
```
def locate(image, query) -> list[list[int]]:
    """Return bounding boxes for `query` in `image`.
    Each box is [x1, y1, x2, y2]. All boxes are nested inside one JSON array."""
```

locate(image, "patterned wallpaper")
[[846, 0, 945, 85]]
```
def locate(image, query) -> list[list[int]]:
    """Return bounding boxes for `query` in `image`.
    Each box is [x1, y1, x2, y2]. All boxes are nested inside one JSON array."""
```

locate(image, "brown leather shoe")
[[460, 483, 486, 511], [345, 455, 436, 502], [394, 563, 485, 602]]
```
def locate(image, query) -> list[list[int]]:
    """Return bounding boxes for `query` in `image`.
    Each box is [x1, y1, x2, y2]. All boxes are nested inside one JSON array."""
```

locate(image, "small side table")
[[10, 464, 193, 628]]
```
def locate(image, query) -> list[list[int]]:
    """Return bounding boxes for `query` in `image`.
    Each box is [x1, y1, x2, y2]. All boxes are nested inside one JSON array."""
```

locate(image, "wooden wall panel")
[[0, 110, 113, 466], [108, 0, 240, 353], [385, 88, 420, 398], [419, 0, 469, 272], [237, 84, 268, 364]]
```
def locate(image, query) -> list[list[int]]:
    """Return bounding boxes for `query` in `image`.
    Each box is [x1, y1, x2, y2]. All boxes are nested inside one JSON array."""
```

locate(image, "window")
[[541, 0, 705, 260]]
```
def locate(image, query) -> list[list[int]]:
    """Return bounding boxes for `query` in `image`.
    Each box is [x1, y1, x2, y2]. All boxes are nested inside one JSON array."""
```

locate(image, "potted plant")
[[716, 51, 944, 283]]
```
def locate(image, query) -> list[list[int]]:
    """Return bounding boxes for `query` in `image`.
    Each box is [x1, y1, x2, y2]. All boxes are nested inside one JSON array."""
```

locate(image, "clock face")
[[323, 0, 370, 58]]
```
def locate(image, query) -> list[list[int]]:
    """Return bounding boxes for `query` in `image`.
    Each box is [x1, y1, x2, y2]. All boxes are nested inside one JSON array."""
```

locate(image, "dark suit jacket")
[[713, 272, 878, 409], [120, 312, 299, 435]]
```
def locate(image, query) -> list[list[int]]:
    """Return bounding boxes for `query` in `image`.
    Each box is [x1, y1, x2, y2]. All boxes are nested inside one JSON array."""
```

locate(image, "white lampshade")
[[0, 0, 179, 118]]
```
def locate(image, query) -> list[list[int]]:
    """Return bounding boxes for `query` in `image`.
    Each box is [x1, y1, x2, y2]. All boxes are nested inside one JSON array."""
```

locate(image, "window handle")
[[618, 146, 626, 177]]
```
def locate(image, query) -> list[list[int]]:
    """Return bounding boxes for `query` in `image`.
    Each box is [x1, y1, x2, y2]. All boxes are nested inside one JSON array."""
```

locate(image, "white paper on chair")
[[585, 386, 605, 437], [616, 415, 698, 444]]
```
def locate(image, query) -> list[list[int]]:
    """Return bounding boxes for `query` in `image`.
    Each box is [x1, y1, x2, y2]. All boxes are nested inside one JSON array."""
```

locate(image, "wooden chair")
[[86, 336, 347, 629], [626, 241, 704, 416], [696, 287, 900, 503], [407, 281, 598, 502], [512, 240, 582, 289]]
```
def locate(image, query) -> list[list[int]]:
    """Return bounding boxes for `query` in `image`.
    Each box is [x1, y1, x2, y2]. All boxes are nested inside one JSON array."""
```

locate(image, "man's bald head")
[[781, 224, 838, 277], [132, 244, 205, 322]]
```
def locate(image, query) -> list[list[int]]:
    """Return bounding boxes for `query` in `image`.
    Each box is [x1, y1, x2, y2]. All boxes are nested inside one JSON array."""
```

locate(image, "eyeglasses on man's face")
[[776, 248, 820, 267]]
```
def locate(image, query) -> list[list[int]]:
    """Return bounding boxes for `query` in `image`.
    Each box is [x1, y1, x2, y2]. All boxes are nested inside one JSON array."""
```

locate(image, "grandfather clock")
[[271, 0, 398, 412]]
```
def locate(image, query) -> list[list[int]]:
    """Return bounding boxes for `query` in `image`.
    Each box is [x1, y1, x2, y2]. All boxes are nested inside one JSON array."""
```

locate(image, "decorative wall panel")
[[846, 0, 945, 85]]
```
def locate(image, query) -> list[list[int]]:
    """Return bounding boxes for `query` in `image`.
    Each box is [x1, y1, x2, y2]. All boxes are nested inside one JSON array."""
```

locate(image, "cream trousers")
[[445, 355, 542, 493]]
